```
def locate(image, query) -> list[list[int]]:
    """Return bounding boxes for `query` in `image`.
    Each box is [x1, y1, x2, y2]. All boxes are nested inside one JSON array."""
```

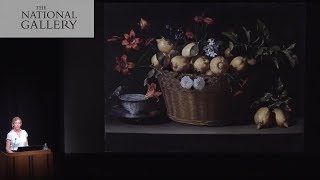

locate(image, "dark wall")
[[0, 2, 105, 154], [62, 2, 104, 153], [0, 39, 62, 152]]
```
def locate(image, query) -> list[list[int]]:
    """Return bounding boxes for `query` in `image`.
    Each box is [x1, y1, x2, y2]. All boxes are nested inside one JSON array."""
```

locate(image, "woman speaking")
[[5, 117, 29, 153]]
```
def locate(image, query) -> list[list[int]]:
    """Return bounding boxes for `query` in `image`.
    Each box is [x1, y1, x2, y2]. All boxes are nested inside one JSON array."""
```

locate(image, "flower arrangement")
[[106, 13, 299, 128], [106, 18, 162, 101], [143, 14, 252, 96]]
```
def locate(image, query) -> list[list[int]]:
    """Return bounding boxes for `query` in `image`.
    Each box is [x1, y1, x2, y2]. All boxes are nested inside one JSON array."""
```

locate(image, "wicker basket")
[[157, 70, 233, 126]]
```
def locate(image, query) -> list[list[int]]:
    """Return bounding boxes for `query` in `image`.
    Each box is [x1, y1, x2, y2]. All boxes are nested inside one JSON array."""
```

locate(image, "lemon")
[[182, 42, 199, 58], [210, 56, 229, 75], [230, 56, 247, 72], [254, 107, 274, 129], [156, 37, 175, 53], [151, 53, 170, 69], [171, 55, 190, 73], [273, 108, 290, 128], [193, 56, 210, 73]]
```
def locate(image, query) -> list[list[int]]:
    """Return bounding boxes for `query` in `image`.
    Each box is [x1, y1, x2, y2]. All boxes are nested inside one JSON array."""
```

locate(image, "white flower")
[[203, 38, 218, 58], [193, 76, 206, 90], [207, 38, 215, 45], [205, 50, 217, 57], [180, 76, 193, 89]]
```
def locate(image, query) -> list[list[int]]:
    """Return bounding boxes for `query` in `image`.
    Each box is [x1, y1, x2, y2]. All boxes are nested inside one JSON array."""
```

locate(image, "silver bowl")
[[118, 94, 148, 115]]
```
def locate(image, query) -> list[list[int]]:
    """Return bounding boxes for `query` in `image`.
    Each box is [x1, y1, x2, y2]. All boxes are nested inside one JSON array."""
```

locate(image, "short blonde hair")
[[12, 117, 22, 127]]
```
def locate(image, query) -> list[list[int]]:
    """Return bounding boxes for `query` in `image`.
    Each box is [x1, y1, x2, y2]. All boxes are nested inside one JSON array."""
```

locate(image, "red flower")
[[139, 18, 149, 30], [233, 90, 243, 97], [114, 54, 135, 75], [121, 30, 142, 50], [145, 83, 162, 101], [106, 35, 121, 42], [185, 31, 194, 39], [145, 37, 155, 46], [194, 16, 203, 23], [203, 17, 214, 25]]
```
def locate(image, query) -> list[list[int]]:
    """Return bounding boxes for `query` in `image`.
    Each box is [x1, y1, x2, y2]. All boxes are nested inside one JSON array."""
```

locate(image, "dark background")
[[0, 39, 62, 152]]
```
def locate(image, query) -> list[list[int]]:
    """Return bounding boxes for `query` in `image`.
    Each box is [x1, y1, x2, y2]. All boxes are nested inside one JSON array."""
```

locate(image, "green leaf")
[[144, 78, 148, 86], [273, 100, 283, 108], [271, 45, 281, 53], [251, 92, 273, 110], [252, 37, 260, 44], [229, 41, 234, 50], [222, 31, 237, 42], [272, 57, 280, 70], [168, 50, 179, 59], [250, 101, 260, 110], [242, 26, 251, 44], [286, 43, 296, 51], [154, 70, 161, 78], [260, 92, 273, 102], [147, 69, 155, 78], [156, 52, 165, 66], [282, 50, 298, 68], [284, 97, 292, 104], [257, 19, 269, 39], [280, 90, 288, 99], [275, 78, 284, 93], [282, 104, 293, 111], [215, 40, 224, 50], [190, 43, 199, 57], [256, 47, 267, 58], [292, 54, 298, 64], [136, 48, 152, 65]]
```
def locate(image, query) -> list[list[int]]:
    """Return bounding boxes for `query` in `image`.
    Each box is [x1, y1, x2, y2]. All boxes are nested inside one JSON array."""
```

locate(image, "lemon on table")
[[254, 107, 274, 129]]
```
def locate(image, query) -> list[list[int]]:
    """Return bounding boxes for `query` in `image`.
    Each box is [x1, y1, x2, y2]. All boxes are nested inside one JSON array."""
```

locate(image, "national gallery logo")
[[21, 6, 78, 30], [0, 0, 93, 38]]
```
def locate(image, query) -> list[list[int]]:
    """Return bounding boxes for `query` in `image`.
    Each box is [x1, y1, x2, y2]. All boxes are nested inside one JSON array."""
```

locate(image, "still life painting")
[[104, 3, 304, 135]]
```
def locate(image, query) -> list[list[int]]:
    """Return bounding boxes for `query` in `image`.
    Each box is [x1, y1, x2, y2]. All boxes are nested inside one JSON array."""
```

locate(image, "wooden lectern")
[[0, 149, 53, 177]]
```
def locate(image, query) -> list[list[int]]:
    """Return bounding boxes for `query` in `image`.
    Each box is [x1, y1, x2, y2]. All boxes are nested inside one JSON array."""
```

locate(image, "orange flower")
[[121, 29, 142, 50], [185, 31, 194, 39], [145, 83, 162, 101], [203, 17, 214, 25], [194, 16, 203, 23], [114, 54, 135, 75], [139, 18, 149, 30]]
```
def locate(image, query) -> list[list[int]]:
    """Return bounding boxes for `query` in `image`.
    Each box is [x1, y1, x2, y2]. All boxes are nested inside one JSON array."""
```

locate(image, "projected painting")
[[104, 3, 305, 152]]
